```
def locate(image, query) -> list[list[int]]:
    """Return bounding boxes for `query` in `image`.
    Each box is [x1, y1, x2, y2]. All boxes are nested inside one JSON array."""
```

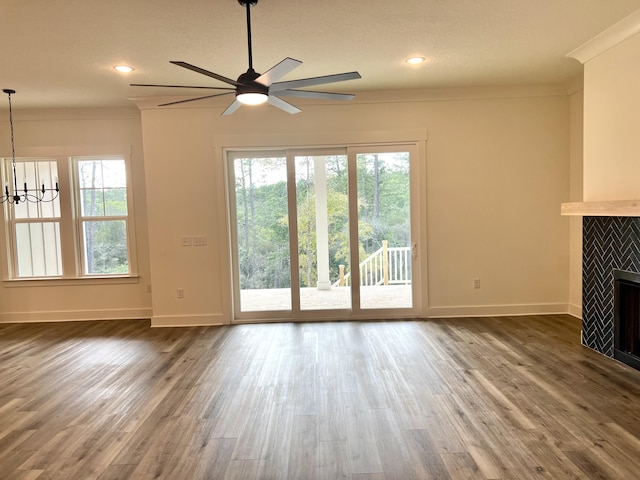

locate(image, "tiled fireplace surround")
[[582, 216, 640, 357]]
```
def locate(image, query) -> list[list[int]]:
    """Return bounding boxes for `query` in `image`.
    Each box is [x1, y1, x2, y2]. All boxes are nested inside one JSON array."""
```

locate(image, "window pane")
[[78, 159, 126, 189], [101, 160, 127, 188], [78, 159, 128, 217], [233, 157, 291, 312], [295, 155, 350, 310], [104, 188, 127, 215], [11, 160, 60, 219], [15, 222, 62, 277], [357, 152, 413, 309], [78, 160, 104, 189], [80, 189, 105, 216], [83, 220, 129, 275]]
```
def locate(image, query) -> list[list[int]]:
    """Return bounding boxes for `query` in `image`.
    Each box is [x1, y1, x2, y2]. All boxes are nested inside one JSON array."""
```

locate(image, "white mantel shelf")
[[561, 200, 640, 217]]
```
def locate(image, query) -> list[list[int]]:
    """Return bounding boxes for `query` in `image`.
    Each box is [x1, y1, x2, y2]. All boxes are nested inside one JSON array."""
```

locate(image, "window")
[[2, 154, 136, 280], [9, 159, 62, 277], [76, 158, 130, 275]]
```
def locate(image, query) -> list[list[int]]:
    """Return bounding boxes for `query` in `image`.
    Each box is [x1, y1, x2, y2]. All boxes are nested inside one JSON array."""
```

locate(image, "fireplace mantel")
[[561, 200, 640, 217]]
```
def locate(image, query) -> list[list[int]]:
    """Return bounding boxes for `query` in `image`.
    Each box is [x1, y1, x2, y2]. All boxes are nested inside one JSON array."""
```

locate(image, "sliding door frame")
[[225, 142, 422, 323]]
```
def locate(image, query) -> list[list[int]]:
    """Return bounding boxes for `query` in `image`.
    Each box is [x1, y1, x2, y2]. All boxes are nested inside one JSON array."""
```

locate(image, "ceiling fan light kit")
[[131, 0, 361, 115], [237, 92, 268, 105]]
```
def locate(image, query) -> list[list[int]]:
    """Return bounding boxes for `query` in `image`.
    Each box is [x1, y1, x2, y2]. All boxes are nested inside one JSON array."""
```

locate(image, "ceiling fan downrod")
[[238, 0, 258, 70], [129, 0, 359, 114]]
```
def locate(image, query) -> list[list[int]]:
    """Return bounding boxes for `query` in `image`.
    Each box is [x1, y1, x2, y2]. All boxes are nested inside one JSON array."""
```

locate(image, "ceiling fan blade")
[[131, 83, 234, 91], [170, 61, 242, 87], [270, 71, 361, 92], [275, 89, 355, 101], [268, 95, 301, 115], [158, 91, 234, 107], [222, 99, 243, 116], [256, 57, 302, 86]]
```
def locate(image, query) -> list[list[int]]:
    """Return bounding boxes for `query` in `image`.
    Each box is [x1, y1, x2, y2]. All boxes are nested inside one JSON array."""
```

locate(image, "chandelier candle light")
[[2, 89, 59, 204]]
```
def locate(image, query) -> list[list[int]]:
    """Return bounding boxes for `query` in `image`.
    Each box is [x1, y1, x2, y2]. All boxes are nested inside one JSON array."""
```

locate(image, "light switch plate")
[[193, 235, 207, 246]]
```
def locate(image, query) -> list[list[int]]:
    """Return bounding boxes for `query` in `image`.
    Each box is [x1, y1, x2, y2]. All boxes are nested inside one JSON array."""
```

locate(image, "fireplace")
[[614, 270, 640, 370], [581, 216, 640, 359]]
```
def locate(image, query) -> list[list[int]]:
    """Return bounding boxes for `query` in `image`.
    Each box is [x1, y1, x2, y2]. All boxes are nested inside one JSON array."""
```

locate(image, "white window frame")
[[71, 155, 138, 278], [2, 157, 63, 279], [1, 151, 138, 282]]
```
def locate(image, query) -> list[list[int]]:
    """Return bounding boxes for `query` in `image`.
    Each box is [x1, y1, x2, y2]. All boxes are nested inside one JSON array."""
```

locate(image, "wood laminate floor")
[[1, 315, 639, 479]]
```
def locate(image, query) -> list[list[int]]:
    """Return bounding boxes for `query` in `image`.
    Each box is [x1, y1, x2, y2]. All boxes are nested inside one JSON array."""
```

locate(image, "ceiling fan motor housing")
[[131, 0, 359, 113], [236, 69, 268, 96]]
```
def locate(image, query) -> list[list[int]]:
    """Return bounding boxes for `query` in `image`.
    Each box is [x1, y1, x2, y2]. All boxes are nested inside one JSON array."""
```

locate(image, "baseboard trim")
[[567, 303, 583, 319], [151, 313, 227, 327], [0, 304, 576, 325], [426, 303, 569, 318], [0, 308, 152, 324]]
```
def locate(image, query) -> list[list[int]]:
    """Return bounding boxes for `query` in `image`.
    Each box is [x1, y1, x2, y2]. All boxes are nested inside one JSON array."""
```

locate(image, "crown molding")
[[0, 107, 140, 121], [567, 8, 640, 64], [130, 84, 569, 111]]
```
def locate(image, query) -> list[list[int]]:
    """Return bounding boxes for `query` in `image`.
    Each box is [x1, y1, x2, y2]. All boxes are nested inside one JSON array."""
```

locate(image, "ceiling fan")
[[131, 0, 361, 115]]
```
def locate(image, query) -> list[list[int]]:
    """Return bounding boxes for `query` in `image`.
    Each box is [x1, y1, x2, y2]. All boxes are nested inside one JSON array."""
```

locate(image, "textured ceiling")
[[1, 0, 640, 110]]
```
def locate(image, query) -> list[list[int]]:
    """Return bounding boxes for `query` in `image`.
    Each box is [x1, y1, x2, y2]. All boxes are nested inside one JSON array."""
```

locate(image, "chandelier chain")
[[2, 89, 59, 204], [7, 91, 18, 194]]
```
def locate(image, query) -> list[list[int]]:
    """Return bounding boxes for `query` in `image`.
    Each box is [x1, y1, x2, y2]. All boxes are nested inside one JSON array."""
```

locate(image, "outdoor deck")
[[240, 284, 412, 311]]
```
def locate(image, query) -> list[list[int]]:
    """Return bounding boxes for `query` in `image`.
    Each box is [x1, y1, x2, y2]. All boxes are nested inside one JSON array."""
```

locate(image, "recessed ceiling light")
[[405, 56, 426, 65], [114, 65, 134, 73]]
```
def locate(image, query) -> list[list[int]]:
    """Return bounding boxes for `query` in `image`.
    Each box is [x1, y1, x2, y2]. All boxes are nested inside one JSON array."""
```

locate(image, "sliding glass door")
[[295, 153, 351, 310], [227, 145, 417, 321], [230, 153, 291, 312], [355, 151, 413, 310]]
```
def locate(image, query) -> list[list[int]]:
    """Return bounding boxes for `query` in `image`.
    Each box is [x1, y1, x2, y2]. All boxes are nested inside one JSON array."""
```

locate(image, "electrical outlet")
[[177, 288, 184, 298], [473, 278, 481, 289], [181, 236, 192, 247]]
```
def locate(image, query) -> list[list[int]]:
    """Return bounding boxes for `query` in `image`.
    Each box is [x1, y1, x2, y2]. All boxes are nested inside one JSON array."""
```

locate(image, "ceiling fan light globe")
[[237, 92, 268, 105]]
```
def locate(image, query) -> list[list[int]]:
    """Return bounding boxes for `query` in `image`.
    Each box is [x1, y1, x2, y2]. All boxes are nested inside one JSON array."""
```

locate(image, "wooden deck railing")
[[333, 241, 411, 287]]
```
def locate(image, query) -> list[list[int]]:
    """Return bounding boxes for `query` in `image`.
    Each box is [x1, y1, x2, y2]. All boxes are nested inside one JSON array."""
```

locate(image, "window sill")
[[3, 275, 140, 287]]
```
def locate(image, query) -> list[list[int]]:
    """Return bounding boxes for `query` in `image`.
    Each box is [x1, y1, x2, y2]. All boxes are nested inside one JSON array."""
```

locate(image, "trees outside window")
[[231, 150, 411, 290], [77, 158, 130, 275]]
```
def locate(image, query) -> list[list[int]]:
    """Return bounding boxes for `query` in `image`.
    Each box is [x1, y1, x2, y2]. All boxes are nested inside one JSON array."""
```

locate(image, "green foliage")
[[79, 160, 130, 275], [235, 158, 291, 289], [357, 153, 411, 254], [84, 220, 129, 274], [234, 153, 411, 289]]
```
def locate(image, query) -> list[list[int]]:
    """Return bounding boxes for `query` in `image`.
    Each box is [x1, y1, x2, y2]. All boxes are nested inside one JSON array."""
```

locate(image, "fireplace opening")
[[614, 270, 640, 370]]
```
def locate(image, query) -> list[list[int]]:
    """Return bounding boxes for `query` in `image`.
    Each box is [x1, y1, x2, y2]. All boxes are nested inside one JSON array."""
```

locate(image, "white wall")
[[0, 89, 572, 325], [140, 108, 229, 326], [0, 109, 152, 322], [569, 88, 584, 318], [562, 10, 640, 319], [139, 88, 571, 325], [422, 95, 569, 315], [583, 31, 640, 200]]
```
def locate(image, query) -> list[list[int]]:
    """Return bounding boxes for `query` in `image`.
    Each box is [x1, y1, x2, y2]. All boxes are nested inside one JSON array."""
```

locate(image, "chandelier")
[[2, 89, 59, 204]]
